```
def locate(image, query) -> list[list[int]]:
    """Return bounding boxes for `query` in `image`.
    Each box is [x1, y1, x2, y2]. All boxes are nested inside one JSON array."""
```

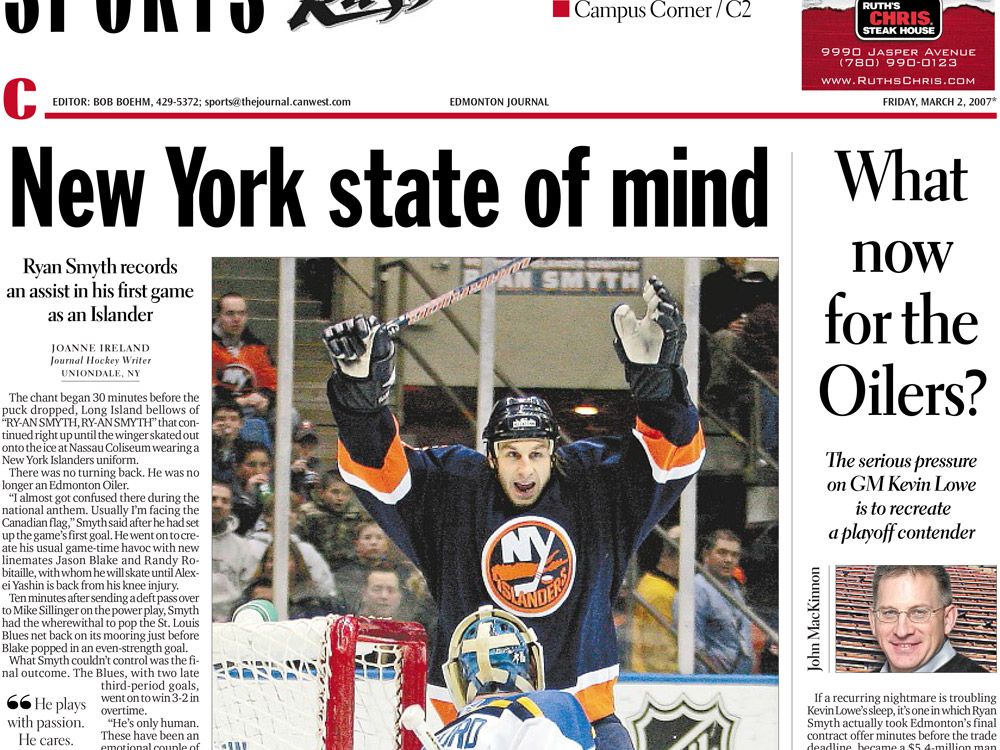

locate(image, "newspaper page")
[[1, 3, 996, 750]]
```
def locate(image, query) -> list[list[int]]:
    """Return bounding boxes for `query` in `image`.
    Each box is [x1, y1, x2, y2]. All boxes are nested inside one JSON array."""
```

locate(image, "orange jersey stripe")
[[634, 418, 705, 481], [430, 696, 458, 725], [572, 678, 617, 722], [337, 417, 411, 504]]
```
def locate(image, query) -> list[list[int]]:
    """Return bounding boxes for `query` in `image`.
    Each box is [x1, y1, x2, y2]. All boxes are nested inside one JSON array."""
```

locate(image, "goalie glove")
[[323, 315, 396, 413], [612, 277, 687, 400]]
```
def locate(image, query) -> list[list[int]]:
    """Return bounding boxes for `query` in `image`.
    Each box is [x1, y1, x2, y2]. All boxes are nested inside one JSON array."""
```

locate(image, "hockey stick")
[[383, 257, 535, 338], [401, 705, 445, 750], [513, 531, 556, 596]]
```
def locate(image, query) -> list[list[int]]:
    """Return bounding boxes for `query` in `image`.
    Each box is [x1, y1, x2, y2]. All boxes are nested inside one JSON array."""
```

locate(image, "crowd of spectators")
[[700, 258, 779, 459], [210, 291, 437, 638], [210, 277, 778, 676], [211, 444, 439, 636], [620, 524, 778, 675]]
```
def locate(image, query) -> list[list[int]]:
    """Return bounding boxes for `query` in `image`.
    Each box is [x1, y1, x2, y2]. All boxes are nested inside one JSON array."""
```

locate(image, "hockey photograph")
[[210, 256, 779, 750]]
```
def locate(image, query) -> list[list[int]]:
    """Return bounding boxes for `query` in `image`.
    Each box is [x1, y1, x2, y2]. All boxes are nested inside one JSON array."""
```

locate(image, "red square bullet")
[[553, 1, 570, 17]]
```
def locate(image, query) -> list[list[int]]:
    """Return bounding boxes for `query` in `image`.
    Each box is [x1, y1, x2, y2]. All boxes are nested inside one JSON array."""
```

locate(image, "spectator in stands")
[[211, 481, 256, 622], [357, 566, 437, 642], [212, 291, 277, 448], [295, 469, 371, 571], [358, 567, 405, 620], [739, 304, 779, 388], [212, 398, 245, 486], [292, 420, 322, 467], [338, 521, 406, 610], [631, 526, 681, 673], [700, 259, 775, 429], [246, 489, 339, 603], [699, 258, 772, 335], [869, 566, 986, 673], [230, 441, 273, 535], [738, 303, 779, 457], [743, 521, 779, 674], [240, 540, 346, 620], [694, 529, 754, 674], [290, 421, 323, 496]]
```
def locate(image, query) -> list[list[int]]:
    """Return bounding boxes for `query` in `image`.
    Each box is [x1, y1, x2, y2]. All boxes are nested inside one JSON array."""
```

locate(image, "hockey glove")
[[612, 277, 687, 401], [323, 315, 396, 413]]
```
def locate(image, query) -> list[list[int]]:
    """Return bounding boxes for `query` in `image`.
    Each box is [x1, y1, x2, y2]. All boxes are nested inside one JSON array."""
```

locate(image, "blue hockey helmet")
[[443, 606, 545, 709], [482, 396, 559, 458]]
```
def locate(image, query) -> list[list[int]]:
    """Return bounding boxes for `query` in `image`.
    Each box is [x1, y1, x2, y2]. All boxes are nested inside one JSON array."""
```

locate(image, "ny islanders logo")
[[481, 516, 576, 618], [216, 363, 256, 395]]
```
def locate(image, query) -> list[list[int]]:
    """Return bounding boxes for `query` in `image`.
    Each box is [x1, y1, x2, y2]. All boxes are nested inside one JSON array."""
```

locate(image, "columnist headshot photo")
[[868, 565, 988, 673]]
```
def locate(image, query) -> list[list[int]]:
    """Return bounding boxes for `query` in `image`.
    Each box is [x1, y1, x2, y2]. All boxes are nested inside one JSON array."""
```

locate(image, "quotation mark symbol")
[[7, 694, 31, 709]]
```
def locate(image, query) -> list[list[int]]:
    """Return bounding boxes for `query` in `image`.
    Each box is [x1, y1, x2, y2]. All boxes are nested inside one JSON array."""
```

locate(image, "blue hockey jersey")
[[435, 691, 596, 750], [329, 382, 704, 724]]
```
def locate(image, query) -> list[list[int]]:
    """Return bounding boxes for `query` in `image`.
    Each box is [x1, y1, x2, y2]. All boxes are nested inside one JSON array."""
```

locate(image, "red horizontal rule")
[[803, 6, 995, 91]]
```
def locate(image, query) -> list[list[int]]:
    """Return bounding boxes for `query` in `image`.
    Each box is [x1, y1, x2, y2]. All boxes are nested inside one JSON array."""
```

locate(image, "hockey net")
[[213, 615, 427, 750]]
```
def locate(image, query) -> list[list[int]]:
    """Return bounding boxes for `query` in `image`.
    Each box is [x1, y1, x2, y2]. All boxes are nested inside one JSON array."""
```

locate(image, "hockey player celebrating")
[[404, 605, 596, 750], [323, 277, 704, 750]]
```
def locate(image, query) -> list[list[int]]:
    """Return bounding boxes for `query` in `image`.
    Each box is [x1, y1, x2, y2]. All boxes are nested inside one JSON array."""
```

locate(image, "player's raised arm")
[[611, 277, 703, 475], [324, 314, 396, 413], [322, 312, 473, 576], [322, 314, 414, 509]]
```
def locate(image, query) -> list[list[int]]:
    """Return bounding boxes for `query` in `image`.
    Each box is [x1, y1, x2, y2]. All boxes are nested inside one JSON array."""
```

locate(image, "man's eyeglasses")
[[871, 605, 949, 624]]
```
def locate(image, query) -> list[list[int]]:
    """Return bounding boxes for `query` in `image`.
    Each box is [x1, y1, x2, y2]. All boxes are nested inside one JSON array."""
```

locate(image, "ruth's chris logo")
[[289, 0, 435, 30], [855, 0, 942, 41]]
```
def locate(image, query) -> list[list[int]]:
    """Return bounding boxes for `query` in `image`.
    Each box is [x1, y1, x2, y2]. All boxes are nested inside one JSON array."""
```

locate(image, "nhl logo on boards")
[[855, 0, 942, 40], [481, 516, 576, 618], [628, 695, 737, 750]]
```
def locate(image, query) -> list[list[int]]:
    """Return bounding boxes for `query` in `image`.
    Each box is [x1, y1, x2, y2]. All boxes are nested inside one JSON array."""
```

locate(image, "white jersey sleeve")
[[434, 692, 595, 750]]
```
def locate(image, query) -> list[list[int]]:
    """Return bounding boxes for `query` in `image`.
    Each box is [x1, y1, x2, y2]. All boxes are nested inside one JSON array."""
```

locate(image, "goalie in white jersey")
[[414, 606, 596, 750]]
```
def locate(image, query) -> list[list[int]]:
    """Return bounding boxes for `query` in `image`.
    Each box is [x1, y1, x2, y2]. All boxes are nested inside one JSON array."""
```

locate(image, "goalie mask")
[[482, 396, 559, 459], [443, 606, 545, 708]]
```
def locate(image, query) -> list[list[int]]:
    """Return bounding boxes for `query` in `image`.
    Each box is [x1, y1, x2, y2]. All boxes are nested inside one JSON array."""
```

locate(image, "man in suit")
[[869, 565, 986, 673]]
